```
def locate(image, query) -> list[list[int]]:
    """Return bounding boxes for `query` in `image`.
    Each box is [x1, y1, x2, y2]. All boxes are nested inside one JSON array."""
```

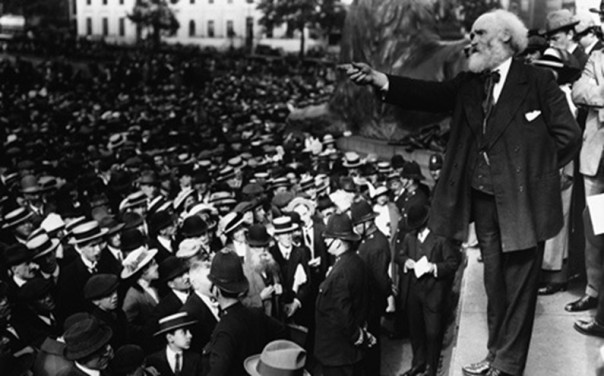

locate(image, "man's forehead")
[[472, 15, 495, 32]]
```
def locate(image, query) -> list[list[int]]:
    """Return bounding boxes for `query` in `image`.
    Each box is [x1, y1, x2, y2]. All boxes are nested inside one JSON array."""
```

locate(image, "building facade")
[[75, 0, 320, 52]]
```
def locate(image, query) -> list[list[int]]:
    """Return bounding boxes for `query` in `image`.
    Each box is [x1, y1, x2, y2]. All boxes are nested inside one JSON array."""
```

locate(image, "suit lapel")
[[420, 232, 437, 261], [486, 60, 529, 148], [461, 74, 485, 136]]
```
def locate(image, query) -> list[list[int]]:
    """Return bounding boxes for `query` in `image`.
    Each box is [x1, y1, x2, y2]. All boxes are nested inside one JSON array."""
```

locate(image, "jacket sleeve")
[[434, 238, 461, 280], [369, 237, 392, 296], [572, 52, 604, 107], [538, 69, 582, 168], [384, 74, 463, 113]]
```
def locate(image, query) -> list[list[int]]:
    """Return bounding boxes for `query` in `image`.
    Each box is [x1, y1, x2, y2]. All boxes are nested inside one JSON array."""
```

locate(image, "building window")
[[208, 20, 215, 37], [189, 20, 196, 36], [86, 18, 93, 35], [119, 18, 125, 36], [227, 20, 234, 37], [102, 17, 108, 36]]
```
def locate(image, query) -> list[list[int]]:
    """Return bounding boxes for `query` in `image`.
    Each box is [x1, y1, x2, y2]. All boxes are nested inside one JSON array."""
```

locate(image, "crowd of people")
[[4, 3, 604, 376]]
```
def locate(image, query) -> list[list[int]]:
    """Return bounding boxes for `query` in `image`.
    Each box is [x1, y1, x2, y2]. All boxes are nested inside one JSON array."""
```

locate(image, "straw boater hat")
[[244, 340, 310, 376], [154, 312, 197, 337], [532, 47, 582, 85], [272, 216, 298, 235], [222, 212, 247, 236], [284, 197, 316, 215], [69, 221, 108, 246], [342, 152, 362, 168], [120, 247, 158, 279], [2, 207, 33, 229], [26, 232, 60, 259], [371, 185, 390, 200]]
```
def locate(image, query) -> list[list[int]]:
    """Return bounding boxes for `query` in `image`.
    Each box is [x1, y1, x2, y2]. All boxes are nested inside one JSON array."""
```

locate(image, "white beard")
[[468, 39, 510, 73]]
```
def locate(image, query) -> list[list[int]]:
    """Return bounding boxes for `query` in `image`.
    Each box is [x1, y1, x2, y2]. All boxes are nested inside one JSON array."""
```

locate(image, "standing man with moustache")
[[341, 9, 581, 376]]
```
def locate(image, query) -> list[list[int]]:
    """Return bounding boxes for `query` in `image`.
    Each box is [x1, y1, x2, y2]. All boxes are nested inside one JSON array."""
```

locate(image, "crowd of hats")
[[0, 40, 446, 375]]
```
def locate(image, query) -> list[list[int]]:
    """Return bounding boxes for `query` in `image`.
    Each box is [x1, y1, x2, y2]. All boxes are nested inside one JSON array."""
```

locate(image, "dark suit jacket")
[[357, 229, 392, 313], [311, 218, 330, 282], [97, 246, 122, 276], [12, 305, 60, 349], [90, 306, 129, 349], [395, 230, 460, 312], [180, 292, 218, 354], [56, 257, 95, 322], [149, 236, 176, 264], [205, 302, 286, 376], [385, 59, 581, 251], [147, 348, 202, 376], [314, 250, 369, 367]]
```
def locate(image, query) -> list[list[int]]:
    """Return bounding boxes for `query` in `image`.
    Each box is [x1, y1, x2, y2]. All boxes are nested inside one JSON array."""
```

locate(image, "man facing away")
[[341, 9, 580, 376]]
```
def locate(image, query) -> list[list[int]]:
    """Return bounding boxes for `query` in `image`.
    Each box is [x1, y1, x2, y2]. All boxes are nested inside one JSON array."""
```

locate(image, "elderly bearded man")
[[341, 9, 581, 376]]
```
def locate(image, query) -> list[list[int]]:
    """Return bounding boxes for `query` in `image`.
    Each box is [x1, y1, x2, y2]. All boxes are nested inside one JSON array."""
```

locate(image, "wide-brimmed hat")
[[244, 340, 310, 376], [545, 9, 579, 35], [401, 161, 425, 181], [120, 191, 147, 212], [342, 152, 362, 168], [350, 200, 379, 225], [154, 312, 198, 336], [298, 176, 315, 192], [111, 344, 145, 375], [208, 251, 249, 294], [316, 195, 336, 211], [371, 185, 390, 200], [273, 216, 298, 235], [40, 213, 65, 235], [2, 207, 33, 229], [84, 274, 119, 300], [247, 224, 272, 247], [64, 317, 113, 361], [575, 15, 597, 35], [323, 213, 360, 241], [64, 216, 87, 236], [98, 215, 125, 237], [108, 133, 126, 150], [69, 221, 108, 246], [26, 232, 60, 259], [121, 247, 158, 279], [405, 204, 430, 230], [590, 0, 604, 14], [159, 256, 189, 283], [177, 238, 202, 259], [223, 212, 247, 236], [5, 243, 34, 266]]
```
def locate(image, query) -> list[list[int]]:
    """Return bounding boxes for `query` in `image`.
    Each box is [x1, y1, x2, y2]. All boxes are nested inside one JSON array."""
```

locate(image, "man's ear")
[[500, 31, 512, 43]]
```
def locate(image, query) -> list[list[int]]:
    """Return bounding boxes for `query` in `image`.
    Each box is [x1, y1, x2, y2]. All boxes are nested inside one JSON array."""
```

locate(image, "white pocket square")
[[525, 111, 541, 122]]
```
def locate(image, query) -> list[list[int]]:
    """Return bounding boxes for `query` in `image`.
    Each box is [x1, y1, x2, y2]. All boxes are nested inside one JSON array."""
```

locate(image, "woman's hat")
[[244, 340, 310, 376], [273, 216, 298, 235], [545, 9, 579, 35], [154, 312, 198, 336], [121, 247, 158, 279], [405, 204, 430, 230], [177, 238, 202, 259], [2, 207, 33, 229], [26, 232, 60, 259], [322, 213, 361, 242], [350, 200, 378, 225], [69, 221, 108, 246], [247, 224, 272, 247], [208, 251, 249, 294], [64, 317, 113, 361], [222, 212, 247, 236], [371, 185, 389, 200]]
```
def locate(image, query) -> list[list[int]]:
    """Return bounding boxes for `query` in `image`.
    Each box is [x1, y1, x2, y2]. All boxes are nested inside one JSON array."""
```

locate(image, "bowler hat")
[[208, 251, 249, 294], [139, 171, 159, 186], [121, 247, 158, 279], [181, 215, 209, 238], [244, 340, 310, 376], [405, 204, 430, 230], [317, 195, 335, 211], [64, 318, 113, 361], [154, 312, 197, 336], [350, 200, 378, 225], [247, 224, 271, 247], [323, 213, 361, 242], [120, 228, 146, 252], [545, 9, 579, 35], [98, 215, 125, 237], [121, 212, 144, 231], [69, 221, 108, 245], [148, 210, 174, 234], [84, 274, 119, 300], [26, 232, 60, 259], [20, 175, 42, 194], [159, 256, 189, 283], [5, 243, 34, 266], [2, 207, 33, 229]]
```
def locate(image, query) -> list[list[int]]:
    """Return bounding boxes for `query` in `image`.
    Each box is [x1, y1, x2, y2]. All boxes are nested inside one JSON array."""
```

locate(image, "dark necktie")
[[482, 70, 500, 134], [175, 353, 182, 376]]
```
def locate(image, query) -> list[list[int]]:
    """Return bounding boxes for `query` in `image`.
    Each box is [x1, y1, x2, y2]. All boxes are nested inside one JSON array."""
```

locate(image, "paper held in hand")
[[587, 193, 604, 235], [414, 256, 431, 279]]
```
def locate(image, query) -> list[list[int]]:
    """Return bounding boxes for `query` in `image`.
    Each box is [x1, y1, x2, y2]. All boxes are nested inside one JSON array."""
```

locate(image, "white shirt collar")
[[586, 40, 599, 55], [80, 254, 97, 271], [172, 289, 189, 304], [13, 275, 28, 287], [196, 291, 220, 321], [278, 243, 292, 259], [418, 228, 431, 243], [232, 240, 247, 258], [166, 345, 183, 373], [158, 236, 173, 252], [75, 362, 101, 376], [492, 57, 512, 103], [107, 245, 122, 261]]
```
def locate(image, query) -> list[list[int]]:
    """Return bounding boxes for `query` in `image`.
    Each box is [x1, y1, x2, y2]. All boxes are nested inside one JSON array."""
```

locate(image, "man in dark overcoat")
[[342, 9, 581, 376]]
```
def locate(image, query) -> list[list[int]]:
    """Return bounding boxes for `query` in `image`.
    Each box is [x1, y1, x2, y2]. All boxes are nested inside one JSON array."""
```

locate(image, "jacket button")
[[519, 186, 524, 192]]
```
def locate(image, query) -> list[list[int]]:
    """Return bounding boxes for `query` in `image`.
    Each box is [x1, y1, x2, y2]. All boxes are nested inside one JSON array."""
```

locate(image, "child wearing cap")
[[147, 312, 202, 376]]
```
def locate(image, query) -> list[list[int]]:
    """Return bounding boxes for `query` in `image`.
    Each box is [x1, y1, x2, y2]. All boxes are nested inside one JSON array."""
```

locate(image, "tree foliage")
[[257, 0, 346, 56], [128, 0, 180, 48], [457, 0, 499, 31]]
